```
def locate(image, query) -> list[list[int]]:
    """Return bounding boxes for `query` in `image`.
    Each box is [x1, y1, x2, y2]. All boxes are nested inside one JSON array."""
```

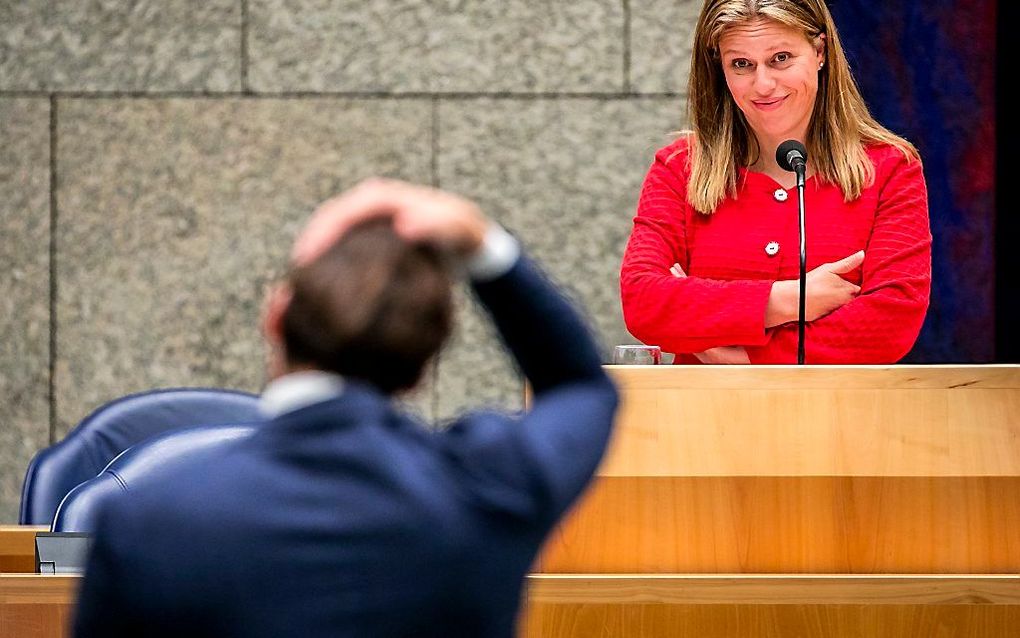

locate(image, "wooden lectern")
[[520, 365, 1020, 637], [4, 366, 1019, 637]]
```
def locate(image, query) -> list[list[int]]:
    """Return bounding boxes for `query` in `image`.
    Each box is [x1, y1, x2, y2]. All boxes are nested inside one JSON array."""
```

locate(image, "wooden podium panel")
[[535, 365, 1020, 574], [0, 575, 78, 638], [4, 367, 1018, 637], [521, 574, 1020, 638], [537, 475, 1020, 573], [0, 526, 46, 574], [0, 528, 79, 638], [524, 604, 1020, 638], [522, 365, 1020, 637]]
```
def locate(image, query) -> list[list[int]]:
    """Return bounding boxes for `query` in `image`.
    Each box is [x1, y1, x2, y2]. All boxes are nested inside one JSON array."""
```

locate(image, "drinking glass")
[[612, 345, 662, 365]]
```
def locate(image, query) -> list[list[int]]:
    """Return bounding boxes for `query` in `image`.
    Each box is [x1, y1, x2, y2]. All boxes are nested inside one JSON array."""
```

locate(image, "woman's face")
[[719, 18, 824, 147]]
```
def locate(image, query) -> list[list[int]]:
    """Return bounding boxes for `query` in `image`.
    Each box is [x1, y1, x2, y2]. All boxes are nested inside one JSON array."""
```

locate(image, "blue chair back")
[[20, 388, 261, 525], [52, 423, 257, 533]]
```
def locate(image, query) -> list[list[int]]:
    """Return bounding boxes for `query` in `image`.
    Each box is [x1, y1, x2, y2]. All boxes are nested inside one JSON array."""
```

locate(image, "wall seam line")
[[240, 0, 251, 94], [430, 97, 441, 426], [48, 94, 58, 444], [623, 0, 632, 92]]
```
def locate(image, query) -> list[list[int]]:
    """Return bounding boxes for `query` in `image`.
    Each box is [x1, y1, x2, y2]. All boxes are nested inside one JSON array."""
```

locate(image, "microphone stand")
[[795, 165, 806, 365]]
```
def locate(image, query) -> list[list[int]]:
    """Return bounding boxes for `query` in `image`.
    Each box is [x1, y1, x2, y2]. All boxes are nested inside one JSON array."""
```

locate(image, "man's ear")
[[262, 282, 293, 348]]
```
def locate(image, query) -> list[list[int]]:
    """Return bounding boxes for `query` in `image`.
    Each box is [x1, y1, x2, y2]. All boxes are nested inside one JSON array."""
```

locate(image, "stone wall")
[[0, 0, 701, 521]]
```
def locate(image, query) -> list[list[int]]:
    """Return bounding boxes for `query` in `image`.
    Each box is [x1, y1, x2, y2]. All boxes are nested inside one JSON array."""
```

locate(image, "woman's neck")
[[747, 134, 812, 188]]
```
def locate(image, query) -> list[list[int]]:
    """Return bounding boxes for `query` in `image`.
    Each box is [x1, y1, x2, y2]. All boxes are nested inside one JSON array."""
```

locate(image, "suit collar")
[[260, 370, 346, 418]]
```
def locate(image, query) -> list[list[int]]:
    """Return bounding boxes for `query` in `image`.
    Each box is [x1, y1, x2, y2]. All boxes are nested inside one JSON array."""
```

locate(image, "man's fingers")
[[291, 179, 412, 265], [292, 179, 487, 265]]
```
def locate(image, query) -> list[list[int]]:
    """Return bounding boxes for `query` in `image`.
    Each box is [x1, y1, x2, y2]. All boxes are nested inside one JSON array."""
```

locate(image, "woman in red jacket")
[[620, 0, 931, 364]]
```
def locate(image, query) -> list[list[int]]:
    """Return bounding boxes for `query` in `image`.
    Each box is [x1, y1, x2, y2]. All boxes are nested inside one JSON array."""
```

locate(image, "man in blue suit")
[[74, 179, 619, 637]]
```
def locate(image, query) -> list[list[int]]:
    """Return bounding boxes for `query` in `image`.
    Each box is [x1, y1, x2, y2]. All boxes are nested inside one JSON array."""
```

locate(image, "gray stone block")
[[0, 1, 240, 91], [394, 359, 437, 426], [435, 284, 524, 422], [630, 0, 702, 94], [249, 0, 624, 93], [0, 98, 50, 522], [435, 97, 682, 419], [54, 97, 432, 435]]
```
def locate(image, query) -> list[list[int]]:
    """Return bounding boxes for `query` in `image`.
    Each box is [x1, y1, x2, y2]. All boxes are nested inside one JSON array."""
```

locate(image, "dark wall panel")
[[831, 0, 997, 362]]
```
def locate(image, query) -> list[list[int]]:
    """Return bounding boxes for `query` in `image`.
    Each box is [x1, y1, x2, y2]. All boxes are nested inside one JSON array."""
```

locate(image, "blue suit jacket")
[[73, 256, 618, 638]]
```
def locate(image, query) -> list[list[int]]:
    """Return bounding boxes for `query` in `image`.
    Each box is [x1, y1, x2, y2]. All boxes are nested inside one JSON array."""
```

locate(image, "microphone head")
[[776, 140, 808, 172]]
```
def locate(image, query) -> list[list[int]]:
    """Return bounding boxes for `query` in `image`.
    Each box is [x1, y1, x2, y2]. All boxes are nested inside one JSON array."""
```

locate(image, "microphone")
[[776, 140, 808, 365], [776, 140, 807, 176]]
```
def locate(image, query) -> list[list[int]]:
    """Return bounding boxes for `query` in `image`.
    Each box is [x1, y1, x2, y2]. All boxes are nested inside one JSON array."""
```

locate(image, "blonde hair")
[[685, 0, 918, 214]]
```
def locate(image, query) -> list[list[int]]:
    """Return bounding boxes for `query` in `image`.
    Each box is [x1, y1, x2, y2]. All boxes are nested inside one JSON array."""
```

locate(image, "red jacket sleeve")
[[620, 142, 773, 354], [746, 153, 932, 364]]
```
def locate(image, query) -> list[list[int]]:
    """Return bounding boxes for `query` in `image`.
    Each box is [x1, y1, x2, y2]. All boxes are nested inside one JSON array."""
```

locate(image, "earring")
[[818, 61, 825, 69]]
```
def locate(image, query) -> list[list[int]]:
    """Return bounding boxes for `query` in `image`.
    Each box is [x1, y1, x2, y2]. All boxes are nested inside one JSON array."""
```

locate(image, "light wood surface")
[[0, 526, 46, 574], [537, 476, 1020, 573], [521, 601, 1020, 638], [0, 575, 79, 604], [537, 365, 1020, 574], [2, 571, 1017, 638], [602, 364, 1020, 390], [0, 575, 78, 638], [524, 366, 1020, 636], [520, 573, 1020, 638], [599, 366, 1020, 476], [525, 573, 1020, 605]]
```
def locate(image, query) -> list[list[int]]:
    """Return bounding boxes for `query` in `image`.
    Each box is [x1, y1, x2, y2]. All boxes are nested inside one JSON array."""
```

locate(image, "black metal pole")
[[797, 169, 807, 365]]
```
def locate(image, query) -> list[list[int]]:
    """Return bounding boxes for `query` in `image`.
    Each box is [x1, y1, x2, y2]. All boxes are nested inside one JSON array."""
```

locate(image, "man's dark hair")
[[282, 218, 454, 393]]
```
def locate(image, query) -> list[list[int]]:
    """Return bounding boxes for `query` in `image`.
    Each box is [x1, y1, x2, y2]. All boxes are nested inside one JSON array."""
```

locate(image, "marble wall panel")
[[54, 97, 433, 434], [249, 0, 624, 93], [0, 98, 50, 521], [435, 96, 683, 419], [0, 1, 241, 92], [630, 0, 702, 94]]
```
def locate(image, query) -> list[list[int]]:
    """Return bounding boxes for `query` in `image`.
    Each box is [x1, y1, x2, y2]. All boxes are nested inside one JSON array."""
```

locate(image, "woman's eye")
[[774, 52, 791, 63], [732, 59, 751, 69]]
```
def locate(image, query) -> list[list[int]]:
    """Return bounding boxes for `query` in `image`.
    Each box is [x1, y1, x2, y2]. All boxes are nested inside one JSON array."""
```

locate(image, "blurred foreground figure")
[[74, 179, 618, 638]]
